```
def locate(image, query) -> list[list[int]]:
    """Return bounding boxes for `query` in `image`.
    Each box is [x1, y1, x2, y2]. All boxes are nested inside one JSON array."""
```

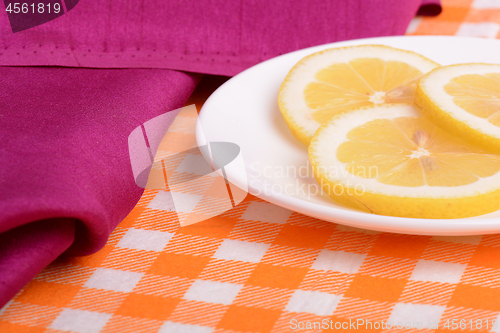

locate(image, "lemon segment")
[[308, 104, 500, 219], [279, 45, 439, 145], [415, 63, 500, 153]]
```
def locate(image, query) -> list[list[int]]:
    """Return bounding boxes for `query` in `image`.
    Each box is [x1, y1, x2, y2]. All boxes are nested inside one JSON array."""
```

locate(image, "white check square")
[[410, 259, 466, 284], [213, 239, 270, 263], [183, 279, 243, 305], [312, 249, 366, 274], [472, 0, 500, 9], [241, 201, 292, 224], [117, 228, 174, 252], [387, 303, 445, 329], [175, 153, 214, 176], [148, 190, 176, 211], [159, 321, 214, 333], [491, 312, 500, 333], [285, 290, 342, 316], [406, 17, 422, 34], [456, 22, 500, 39], [84, 268, 143, 293], [170, 191, 204, 213], [50, 308, 112, 333]]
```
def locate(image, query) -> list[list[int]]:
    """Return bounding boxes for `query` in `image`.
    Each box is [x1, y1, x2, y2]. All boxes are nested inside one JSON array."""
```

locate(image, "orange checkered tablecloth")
[[3, 1, 500, 332]]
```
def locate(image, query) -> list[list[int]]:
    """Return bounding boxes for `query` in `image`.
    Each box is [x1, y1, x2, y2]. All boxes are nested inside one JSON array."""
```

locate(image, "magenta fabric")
[[0, 219, 75, 307], [0, 67, 200, 307], [0, 0, 440, 76]]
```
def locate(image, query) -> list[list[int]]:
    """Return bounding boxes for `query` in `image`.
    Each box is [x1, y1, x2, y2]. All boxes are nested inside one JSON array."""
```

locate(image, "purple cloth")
[[0, 219, 75, 307], [0, 0, 441, 76], [0, 67, 200, 307]]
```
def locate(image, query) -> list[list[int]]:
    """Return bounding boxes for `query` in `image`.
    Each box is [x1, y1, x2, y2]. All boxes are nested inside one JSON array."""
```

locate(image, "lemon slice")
[[309, 104, 500, 219], [279, 45, 439, 145], [416, 63, 500, 153]]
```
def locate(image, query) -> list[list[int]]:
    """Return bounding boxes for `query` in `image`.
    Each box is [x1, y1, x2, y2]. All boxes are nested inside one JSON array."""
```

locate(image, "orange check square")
[[178, 216, 238, 239], [116, 293, 180, 320], [0, 322, 45, 333], [14, 281, 80, 308], [247, 263, 308, 289], [344, 275, 407, 303], [273, 224, 332, 249], [148, 252, 210, 279], [369, 234, 429, 259], [72, 245, 114, 268], [438, 6, 470, 21], [218, 305, 282, 332], [469, 245, 500, 269], [448, 284, 500, 312], [117, 206, 145, 228]]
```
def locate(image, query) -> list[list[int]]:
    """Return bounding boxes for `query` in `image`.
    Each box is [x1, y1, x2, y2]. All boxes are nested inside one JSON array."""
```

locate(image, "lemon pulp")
[[279, 45, 439, 144], [415, 64, 500, 153], [309, 104, 500, 219]]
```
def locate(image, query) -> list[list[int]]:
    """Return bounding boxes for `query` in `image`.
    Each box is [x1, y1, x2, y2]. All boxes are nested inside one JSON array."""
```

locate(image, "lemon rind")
[[309, 104, 500, 219], [415, 63, 500, 153]]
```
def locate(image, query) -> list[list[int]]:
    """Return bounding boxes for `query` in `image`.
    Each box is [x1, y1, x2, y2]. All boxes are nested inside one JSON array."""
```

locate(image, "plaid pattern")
[[4, 2, 500, 332], [407, 0, 500, 38], [141, 105, 247, 227]]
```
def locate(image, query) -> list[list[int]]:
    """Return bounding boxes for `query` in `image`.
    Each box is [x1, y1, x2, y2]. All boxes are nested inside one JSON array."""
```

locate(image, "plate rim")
[[197, 35, 500, 236]]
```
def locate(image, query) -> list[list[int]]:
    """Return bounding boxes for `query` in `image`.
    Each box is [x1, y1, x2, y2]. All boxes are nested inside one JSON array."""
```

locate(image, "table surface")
[[3, 1, 500, 332]]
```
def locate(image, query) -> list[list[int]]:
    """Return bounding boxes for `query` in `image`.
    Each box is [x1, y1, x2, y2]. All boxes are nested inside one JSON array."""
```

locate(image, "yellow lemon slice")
[[279, 45, 439, 145], [308, 104, 500, 219], [416, 63, 500, 153]]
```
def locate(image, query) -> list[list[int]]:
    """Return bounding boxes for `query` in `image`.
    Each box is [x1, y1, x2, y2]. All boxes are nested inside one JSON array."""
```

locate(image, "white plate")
[[197, 36, 500, 236]]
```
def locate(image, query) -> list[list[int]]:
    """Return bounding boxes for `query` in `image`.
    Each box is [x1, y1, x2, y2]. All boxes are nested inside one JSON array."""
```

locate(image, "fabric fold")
[[0, 67, 200, 307], [0, 218, 75, 307]]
